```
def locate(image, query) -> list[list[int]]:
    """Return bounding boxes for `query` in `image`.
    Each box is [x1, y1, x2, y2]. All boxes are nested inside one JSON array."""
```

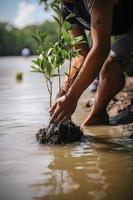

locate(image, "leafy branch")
[[31, 1, 85, 109]]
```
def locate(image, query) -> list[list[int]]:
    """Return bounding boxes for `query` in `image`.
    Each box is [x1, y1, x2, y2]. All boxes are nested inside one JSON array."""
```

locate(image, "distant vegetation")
[[0, 21, 58, 56], [0, 0, 117, 56]]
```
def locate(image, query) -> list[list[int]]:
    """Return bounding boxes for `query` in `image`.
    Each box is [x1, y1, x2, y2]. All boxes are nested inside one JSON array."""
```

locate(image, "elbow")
[[92, 41, 110, 63], [75, 52, 88, 64], [78, 48, 89, 61]]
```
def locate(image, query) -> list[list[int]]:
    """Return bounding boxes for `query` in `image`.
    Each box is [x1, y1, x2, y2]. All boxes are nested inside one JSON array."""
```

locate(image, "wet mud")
[[108, 78, 133, 125], [36, 121, 83, 144], [109, 102, 133, 125]]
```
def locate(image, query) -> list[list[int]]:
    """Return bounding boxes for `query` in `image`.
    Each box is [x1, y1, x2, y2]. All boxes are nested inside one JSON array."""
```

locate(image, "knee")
[[100, 55, 122, 80]]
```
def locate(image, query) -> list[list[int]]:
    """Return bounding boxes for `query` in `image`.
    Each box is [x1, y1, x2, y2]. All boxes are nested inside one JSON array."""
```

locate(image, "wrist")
[[62, 79, 69, 92], [66, 88, 80, 103]]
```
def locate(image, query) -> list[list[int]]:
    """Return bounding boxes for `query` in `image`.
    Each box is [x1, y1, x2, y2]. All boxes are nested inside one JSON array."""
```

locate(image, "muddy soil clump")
[[36, 121, 83, 144]]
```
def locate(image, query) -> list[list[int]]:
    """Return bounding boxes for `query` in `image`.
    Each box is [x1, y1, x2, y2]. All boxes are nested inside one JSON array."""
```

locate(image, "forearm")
[[62, 54, 87, 92], [66, 0, 113, 101], [61, 27, 89, 93], [67, 45, 110, 101]]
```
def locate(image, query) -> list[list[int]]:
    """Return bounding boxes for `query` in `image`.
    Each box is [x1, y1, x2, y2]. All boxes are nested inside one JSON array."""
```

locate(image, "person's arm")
[[50, 0, 114, 123], [60, 27, 89, 96], [67, 0, 113, 101]]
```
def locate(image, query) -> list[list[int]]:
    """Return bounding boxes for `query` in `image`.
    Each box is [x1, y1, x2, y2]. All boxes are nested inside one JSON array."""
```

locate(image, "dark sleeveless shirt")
[[61, 0, 133, 35]]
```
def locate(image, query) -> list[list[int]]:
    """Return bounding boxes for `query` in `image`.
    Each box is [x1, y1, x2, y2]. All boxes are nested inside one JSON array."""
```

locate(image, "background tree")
[[0, 21, 58, 56]]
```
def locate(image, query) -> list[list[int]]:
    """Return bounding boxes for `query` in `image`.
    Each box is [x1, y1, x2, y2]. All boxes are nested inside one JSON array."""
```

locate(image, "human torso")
[[63, 0, 133, 35]]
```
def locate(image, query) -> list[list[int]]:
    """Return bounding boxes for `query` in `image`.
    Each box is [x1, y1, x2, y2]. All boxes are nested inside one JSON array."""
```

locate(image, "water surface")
[[0, 56, 133, 200]]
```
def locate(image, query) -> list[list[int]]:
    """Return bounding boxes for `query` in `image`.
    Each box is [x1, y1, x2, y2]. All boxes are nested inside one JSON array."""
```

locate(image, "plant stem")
[[46, 80, 51, 106], [44, 74, 52, 108], [58, 4, 62, 96], [68, 50, 72, 89], [50, 80, 52, 107], [66, 50, 72, 131], [58, 66, 61, 96]]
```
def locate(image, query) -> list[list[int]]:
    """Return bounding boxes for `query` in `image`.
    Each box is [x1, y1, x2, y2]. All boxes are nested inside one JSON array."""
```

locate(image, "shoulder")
[[84, 0, 117, 14], [84, 0, 96, 13], [62, 0, 75, 3]]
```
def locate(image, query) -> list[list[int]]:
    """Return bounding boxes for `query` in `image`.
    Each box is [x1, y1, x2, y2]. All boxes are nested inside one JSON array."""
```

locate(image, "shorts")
[[110, 30, 133, 76]]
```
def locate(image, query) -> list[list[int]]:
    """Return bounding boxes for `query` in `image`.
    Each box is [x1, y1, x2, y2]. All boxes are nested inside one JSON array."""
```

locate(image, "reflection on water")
[[31, 143, 133, 200], [0, 57, 133, 200]]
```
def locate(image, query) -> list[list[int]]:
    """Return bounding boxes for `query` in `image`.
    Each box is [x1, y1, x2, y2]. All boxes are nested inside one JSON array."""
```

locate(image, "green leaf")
[[72, 36, 87, 45], [61, 49, 69, 59], [31, 69, 43, 73], [53, 4, 60, 16], [42, 32, 47, 42], [53, 15, 60, 24], [37, 58, 42, 66], [31, 66, 39, 70], [46, 64, 53, 76], [71, 51, 79, 58], [32, 35, 40, 43], [31, 62, 43, 72], [40, 59, 44, 70], [63, 21, 71, 31], [51, 74, 59, 77], [37, 46, 44, 54], [47, 48, 53, 56], [65, 72, 69, 77], [63, 31, 71, 43], [54, 41, 60, 47], [65, 13, 75, 21], [32, 59, 38, 65], [36, 29, 41, 39]]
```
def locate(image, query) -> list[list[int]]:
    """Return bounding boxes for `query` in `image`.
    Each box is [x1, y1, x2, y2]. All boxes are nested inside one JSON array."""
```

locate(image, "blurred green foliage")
[[0, 21, 58, 56], [0, 21, 118, 56], [38, 0, 61, 10]]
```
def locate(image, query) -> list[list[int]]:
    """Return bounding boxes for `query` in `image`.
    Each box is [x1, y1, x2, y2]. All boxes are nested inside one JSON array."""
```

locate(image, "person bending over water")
[[50, 0, 133, 126]]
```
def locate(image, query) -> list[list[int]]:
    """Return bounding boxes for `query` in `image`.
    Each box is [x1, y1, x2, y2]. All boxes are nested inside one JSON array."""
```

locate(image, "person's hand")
[[49, 94, 77, 124]]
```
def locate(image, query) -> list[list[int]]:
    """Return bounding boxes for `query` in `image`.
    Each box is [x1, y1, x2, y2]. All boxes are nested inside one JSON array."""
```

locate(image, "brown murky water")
[[0, 57, 133, 200]]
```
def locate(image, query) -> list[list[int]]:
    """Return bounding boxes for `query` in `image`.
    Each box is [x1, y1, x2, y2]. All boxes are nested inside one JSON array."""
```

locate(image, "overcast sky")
[[0, 0, 53, 28]]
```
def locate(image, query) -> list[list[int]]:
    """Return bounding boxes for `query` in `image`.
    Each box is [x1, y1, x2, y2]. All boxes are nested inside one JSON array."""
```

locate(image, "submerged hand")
[[49, 94, 77, 124]]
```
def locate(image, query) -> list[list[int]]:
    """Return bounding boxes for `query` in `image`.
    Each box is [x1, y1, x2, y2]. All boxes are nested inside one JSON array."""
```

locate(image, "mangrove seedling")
[[31, 1, 85, 144]]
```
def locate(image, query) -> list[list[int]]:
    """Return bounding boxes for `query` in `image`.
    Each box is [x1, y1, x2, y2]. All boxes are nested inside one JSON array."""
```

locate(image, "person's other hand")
[[49, 94, 77, 124]]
